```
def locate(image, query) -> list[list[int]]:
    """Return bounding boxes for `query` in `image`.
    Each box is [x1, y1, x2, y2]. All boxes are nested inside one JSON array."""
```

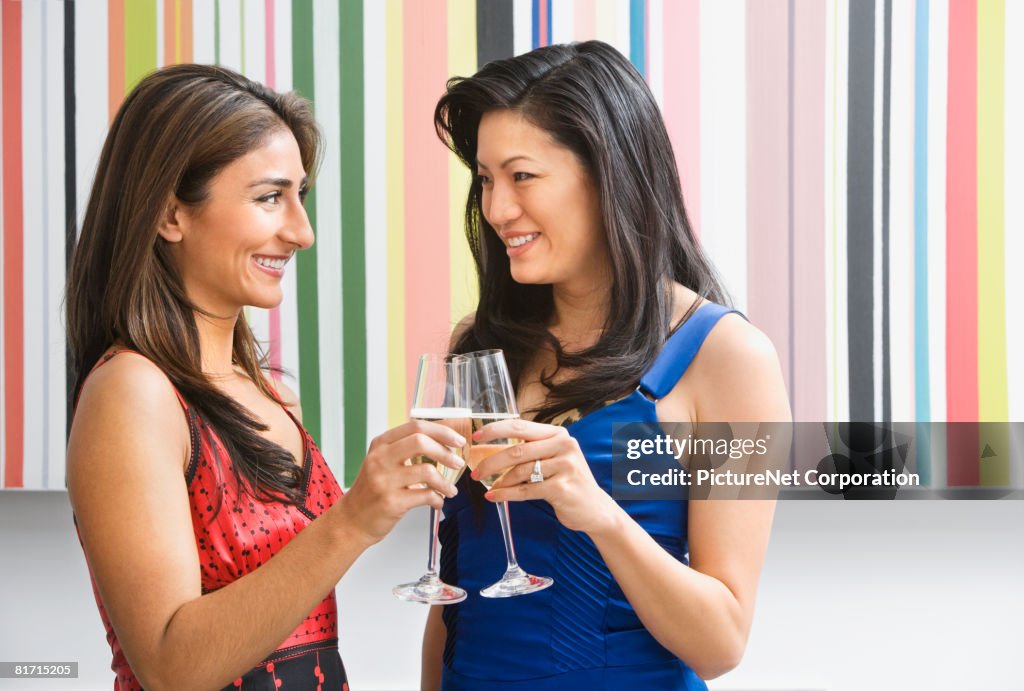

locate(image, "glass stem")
[[495, 501, 523, 573], [425, 506, 441, 578]]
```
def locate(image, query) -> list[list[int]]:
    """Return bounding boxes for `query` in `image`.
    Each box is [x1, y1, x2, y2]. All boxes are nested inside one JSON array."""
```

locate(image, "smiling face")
[[161, 128, 313, 316], [476, 109, 609, 288]]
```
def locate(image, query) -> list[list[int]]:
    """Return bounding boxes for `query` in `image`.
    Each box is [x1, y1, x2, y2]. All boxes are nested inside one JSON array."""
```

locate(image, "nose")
[[283, 198, 315, 250], [482, 179, 522, 228]]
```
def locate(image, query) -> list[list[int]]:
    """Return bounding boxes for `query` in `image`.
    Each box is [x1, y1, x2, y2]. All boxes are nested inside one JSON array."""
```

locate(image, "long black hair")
[[435, 41, 728, 421], [67, 64, 322, 506]]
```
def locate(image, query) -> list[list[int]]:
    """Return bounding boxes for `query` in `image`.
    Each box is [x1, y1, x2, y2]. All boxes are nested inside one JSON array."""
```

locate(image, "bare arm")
[[479, 315, 788, 680], [586, 316, 787, 678], [69, 355, 465, 691], [421, 605, 446, 691]]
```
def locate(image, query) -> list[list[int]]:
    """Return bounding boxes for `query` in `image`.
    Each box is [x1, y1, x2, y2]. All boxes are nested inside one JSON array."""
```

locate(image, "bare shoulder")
[[688, 313, 791, 422], [698, 312, 780, 371], [74, 351, 185, 424], [450, 312, 476, 351], [68, 352, 191, 483]]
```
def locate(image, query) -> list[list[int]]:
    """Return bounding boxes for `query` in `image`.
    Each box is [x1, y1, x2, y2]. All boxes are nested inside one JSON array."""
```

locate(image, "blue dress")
[[439, 302, 737, 690]]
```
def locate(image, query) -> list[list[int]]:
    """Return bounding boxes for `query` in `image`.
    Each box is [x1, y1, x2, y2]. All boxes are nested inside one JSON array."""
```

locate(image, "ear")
[[156, 198, 186, 243]]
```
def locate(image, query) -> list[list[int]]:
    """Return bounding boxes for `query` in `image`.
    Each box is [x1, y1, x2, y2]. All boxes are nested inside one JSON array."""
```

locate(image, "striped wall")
[[1, 0, 1020, 490]]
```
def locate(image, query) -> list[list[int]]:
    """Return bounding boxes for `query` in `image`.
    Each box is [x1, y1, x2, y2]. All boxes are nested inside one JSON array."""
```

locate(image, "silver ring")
[[529, 459, 544, 484]]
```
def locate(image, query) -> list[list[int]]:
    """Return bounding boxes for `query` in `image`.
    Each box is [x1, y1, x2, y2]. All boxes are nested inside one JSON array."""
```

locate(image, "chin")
[[509, 267, 548, 285], [247, 292, 284, 310]]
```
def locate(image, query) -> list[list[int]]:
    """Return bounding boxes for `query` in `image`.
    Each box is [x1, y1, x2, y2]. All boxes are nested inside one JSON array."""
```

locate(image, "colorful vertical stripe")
[[3, 0, 24, 487], [340, 0, 366, 485], [3, 0, 1023, 489]]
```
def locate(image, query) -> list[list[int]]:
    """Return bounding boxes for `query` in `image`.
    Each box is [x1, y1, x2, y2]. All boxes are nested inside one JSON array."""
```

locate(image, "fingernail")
[[452, 435, 467, 446], [484, 491, 494, 501], [449, 485, 459, 497], [452, 453, 465, 467], [470, 469, 479, 480], [472, 430, 483, 440]]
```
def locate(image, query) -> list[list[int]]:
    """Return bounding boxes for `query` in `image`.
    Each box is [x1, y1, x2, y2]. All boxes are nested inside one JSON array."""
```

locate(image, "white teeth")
[[255, 256, 287, 270], [508, 233, 539, 248]]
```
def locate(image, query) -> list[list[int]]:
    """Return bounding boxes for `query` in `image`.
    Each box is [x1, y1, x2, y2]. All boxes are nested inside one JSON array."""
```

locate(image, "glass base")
[[393, 574, 467, 605], [480, 567, 554, 598]]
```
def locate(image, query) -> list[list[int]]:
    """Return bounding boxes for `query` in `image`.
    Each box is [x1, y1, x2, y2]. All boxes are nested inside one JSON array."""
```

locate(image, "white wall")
[[0, 494, 1021, 690]]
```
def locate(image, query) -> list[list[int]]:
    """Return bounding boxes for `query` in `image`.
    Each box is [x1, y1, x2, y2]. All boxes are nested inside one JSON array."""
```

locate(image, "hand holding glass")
[[392, 353, 471, 604], [465, 349, 554, 598]]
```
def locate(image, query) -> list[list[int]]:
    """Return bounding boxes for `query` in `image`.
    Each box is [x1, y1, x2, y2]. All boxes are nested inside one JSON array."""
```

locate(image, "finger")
[[401, 487, 446, 512], [470, 436, 564, 481], [389, 433, 466, 471], [399, 463, 459, 498], [484, 482, 546, 503], [377, 419, 468, 448], [472, 418, 567, 444], [488, 458, 560, 490]]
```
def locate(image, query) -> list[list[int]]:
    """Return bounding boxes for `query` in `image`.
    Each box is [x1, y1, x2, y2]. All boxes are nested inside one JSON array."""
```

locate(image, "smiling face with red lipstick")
[[476, 109, 610, 290], [159, 128, 313, 316]]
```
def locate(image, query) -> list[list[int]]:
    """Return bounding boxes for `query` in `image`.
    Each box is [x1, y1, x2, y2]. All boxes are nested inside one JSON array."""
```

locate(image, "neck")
[[549, 270, 612, 351], [195, 310, 239, 376]]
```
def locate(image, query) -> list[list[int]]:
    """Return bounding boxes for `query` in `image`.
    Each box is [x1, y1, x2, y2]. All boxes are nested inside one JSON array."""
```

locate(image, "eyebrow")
[[476, 155, 537, 170], [247, 176, 309, 188]]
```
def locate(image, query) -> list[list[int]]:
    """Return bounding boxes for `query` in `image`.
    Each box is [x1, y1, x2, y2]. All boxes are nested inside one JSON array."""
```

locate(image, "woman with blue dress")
[[422, 41, 791, 690]]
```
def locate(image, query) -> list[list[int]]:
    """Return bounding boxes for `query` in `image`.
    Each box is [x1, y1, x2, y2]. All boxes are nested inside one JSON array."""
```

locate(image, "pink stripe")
[[265, 0, 276, 88], [3, 0, 23, 487], [791, 0, 826, 469], [538, 0, 549, 47], [946, 0, 979, 483], [575, 0, 596, 40], [403, 0, 450, 402], [661, 0, 700, 235], [745, 0, 791, 391], [265, 0, 282, 376]]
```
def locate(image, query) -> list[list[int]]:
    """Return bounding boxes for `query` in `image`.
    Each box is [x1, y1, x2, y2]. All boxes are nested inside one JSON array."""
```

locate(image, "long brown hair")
[[66, 64, 322, 505]]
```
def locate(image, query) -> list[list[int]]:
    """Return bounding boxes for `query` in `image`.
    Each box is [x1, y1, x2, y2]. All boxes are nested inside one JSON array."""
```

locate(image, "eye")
[[477, 173, 492, 186], [513, 172, 534, 182], [298, 186, 310, 202], [257, 191, 282, 205]]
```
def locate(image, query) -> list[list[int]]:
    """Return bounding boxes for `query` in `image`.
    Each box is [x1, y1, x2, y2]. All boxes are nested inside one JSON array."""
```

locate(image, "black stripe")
[[476, 0, 514, 68], [847, 0, 875, 422], [881, 0, 893, 424], [64, 0, 77, 442]]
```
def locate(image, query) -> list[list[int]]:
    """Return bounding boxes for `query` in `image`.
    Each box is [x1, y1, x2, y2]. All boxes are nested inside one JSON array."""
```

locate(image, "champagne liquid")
[[468, 415, 521, 489], [409, 408, 471, 486]]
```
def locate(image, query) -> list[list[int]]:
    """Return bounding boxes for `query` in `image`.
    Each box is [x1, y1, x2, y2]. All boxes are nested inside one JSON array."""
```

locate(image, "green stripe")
[[124, 0, 157, 94], [292, 0, 321, 445], [340, 0, 366, 486]]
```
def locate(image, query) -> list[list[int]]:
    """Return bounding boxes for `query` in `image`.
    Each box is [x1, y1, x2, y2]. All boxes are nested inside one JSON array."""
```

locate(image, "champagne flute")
[[465, 349, 554, 598], [393, 353, 471, 604]]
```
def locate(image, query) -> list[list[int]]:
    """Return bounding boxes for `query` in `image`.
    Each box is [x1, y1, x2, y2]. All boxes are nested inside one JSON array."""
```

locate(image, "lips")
[[503, 232, 540, 258], [253, 254, 289, 269], [507, 232, 539, 248], [252, 254, 291, 276]]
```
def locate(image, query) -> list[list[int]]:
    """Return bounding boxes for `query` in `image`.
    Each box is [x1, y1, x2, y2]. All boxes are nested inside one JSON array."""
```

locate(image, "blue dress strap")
[[638, 302, 742, 401]]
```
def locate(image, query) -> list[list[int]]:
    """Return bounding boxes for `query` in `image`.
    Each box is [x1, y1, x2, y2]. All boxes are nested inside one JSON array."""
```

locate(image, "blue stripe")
[[546, 0, 552, 46], [630, 0, 645, 76], [913, 0, 931, 484], [532, 0, 540, 49]]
